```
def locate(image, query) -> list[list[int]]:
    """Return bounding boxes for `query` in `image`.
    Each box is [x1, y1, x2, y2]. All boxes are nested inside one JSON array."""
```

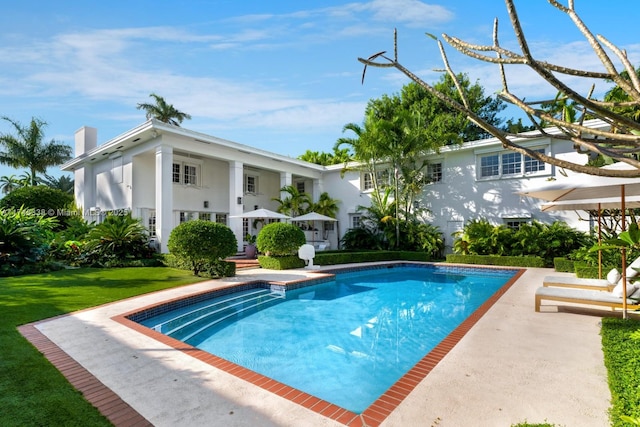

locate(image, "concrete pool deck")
[[21, 264, 621, 426]]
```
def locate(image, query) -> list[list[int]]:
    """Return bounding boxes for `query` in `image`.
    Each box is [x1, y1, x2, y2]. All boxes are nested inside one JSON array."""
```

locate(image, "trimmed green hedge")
[[258, 255, 305, 270], [255, 250, 435, 270], [553, 257, 574, 272], [601, 317, 640, 426], [314, 250, 433, 266], [445, 254, 545, 268]]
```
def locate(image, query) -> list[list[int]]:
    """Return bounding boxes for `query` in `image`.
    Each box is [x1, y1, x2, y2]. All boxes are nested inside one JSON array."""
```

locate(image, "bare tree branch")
[[358, 0, 640, 177]]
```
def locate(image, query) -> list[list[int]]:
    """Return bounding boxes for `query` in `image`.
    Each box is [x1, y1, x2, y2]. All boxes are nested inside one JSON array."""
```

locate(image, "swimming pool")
[[130, 263, 519, 415]]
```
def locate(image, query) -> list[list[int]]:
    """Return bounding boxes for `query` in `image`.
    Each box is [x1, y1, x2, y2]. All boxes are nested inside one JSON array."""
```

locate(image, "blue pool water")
[[137, 265, 516, 413]]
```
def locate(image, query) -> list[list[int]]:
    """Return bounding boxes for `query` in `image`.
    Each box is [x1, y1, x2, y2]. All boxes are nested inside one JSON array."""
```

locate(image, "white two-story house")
[[61, 119, 612, 254]]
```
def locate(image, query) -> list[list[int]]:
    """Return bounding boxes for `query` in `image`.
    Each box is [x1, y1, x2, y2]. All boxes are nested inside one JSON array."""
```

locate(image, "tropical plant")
[[256, 222, 305, 256], [41, 174, 74, 194], [272, 185, 312, 217], [0, 206, 57, 274], [297, 147, 352, 165], [358, 1, 640, 177], [167, 220, 237, 275], [0, 174, 20, 194], [0, 185, 74, 229], [0, 117, 72, 186], [136, 93, 192, 126], [83, 213, 153, 266], [339, 226, 384, 251]]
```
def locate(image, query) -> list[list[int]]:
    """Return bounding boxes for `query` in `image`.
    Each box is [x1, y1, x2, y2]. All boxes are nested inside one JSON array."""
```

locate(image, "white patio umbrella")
[[229, 208, 291, 220], [291, 212, 338, 222], [292, 212, 337, 246], [519, 163, 640, 317]]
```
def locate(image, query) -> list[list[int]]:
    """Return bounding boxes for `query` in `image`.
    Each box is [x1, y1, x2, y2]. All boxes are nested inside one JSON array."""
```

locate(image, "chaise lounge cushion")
[[543, 275, 611, 289], [612, 281, 639, 298], [607, 268, 621, 284], [535, 286, 639, 312]]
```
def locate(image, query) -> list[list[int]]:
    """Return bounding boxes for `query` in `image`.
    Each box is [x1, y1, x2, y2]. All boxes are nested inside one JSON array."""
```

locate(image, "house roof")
[[60, 119, 325, 176]]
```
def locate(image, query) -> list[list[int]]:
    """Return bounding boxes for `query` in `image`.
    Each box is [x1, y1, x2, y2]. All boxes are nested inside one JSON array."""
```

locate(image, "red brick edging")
[[18, 323, 152, 427]]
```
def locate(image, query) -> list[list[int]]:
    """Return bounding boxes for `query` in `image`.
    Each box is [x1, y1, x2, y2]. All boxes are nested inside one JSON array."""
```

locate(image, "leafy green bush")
[[601, 317, 640, 426], [256, 222, 305, 256], [340, 227, 384, 250], [0, 206, 58, 275], [257, 255, 305, 270], [207, 260, 236, 278], [452, 219, 592, 266], [83, 213, 153, 266], [0, 186, 74, 229], [313, 250, 433, 265], [168, 220, 237, 275]]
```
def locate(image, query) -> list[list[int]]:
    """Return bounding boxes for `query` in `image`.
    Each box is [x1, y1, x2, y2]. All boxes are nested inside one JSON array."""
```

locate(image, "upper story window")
[[478, 147, 548, 180], [362, 172, 373, 191], [173, 161, 200, 186], [524, 148, 546, 173], [350, 215, 361, 229], [245, 175, 258, 194], [427, 162, 443, 184], [172, 163, 181, 183]]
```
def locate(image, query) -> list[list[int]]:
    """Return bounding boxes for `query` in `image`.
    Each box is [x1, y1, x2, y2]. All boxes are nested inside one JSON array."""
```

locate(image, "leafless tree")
[[359, 0, 640, 177]]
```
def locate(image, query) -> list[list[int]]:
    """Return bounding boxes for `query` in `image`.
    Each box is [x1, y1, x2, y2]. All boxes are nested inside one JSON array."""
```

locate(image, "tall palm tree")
[[136, 93, 192, 126], [0, 117, 72, 186]]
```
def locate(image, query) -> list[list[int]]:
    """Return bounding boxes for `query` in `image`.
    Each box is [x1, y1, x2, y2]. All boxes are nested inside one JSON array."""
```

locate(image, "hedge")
[[257, 255, 305, 270], [445, 254, 545, 268], [553, 257, 575, 273]]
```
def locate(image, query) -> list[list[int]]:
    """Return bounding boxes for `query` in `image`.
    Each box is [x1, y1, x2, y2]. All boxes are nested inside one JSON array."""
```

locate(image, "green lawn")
[[0, 267, 206, 427]]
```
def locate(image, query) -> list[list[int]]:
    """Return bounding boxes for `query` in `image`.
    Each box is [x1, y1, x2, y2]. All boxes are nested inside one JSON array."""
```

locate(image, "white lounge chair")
[[535, 286, 640, 312], [543, 275, 613, 291], [544, 256, 640, 292]]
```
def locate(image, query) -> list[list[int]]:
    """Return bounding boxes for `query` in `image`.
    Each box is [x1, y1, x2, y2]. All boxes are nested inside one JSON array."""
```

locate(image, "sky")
[[1, 0, 639, 180]]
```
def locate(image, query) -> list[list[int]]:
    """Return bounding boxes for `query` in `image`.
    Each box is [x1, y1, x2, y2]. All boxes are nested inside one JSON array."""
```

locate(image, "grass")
[[601, 317, 640, 426], [0, 267, 206, 426]]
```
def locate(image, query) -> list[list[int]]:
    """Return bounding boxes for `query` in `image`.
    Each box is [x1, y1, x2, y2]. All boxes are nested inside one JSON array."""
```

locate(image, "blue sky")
[[1, 0, 639, 180]]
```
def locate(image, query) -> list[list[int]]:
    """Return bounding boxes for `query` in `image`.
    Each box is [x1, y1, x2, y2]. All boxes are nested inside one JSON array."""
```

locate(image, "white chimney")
[[74, 126, 97, 157]]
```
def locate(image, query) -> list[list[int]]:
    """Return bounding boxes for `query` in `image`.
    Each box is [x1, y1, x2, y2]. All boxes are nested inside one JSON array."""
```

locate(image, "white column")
[[280, 171, 292, 199], [312, 178, 322, 203], [155, 145, 173, 253], [229, 161, 244, 251], [75, 163, 94, 216]]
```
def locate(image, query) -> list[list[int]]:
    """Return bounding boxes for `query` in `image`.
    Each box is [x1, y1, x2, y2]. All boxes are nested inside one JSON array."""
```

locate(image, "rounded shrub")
[[0, 186, 74, 229], [167, 220, 237, 275], [256, 222, 305, 256]]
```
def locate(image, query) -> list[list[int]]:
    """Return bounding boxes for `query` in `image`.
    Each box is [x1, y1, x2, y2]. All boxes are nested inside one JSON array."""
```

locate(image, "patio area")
[[21, 266, 618, 426]]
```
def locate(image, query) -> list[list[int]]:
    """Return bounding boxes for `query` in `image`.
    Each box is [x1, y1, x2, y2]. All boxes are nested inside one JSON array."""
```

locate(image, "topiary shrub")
[[0, 186, 74, 229], [257, 255, 305, 270], [168, 220, 237, 276], [256, 222, 305, 256]]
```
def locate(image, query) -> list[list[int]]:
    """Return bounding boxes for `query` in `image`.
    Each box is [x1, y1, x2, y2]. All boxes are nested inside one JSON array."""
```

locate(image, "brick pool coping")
[[20, 264, 524, 427]]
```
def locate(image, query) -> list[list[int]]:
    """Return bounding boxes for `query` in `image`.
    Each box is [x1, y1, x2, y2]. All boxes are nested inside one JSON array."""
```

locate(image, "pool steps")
[[152, 289, 284, 342]]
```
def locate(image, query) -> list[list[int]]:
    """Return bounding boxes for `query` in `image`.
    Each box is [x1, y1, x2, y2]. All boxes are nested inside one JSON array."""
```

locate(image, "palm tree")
[[136, 93, 192, 126], [42, 174, 74, 194], [0, 117, 72, 186], [0, 174, 20, 195], [272, 185, 311, 217]]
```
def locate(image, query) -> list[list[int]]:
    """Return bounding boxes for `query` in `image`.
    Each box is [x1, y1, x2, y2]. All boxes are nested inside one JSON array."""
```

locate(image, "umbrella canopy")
[[520, 163, 640, 318], [541, 195, 640, 212], [519, 163, 640, 202], [229, 208, 291, 219], [291, 212, 337, 222]]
